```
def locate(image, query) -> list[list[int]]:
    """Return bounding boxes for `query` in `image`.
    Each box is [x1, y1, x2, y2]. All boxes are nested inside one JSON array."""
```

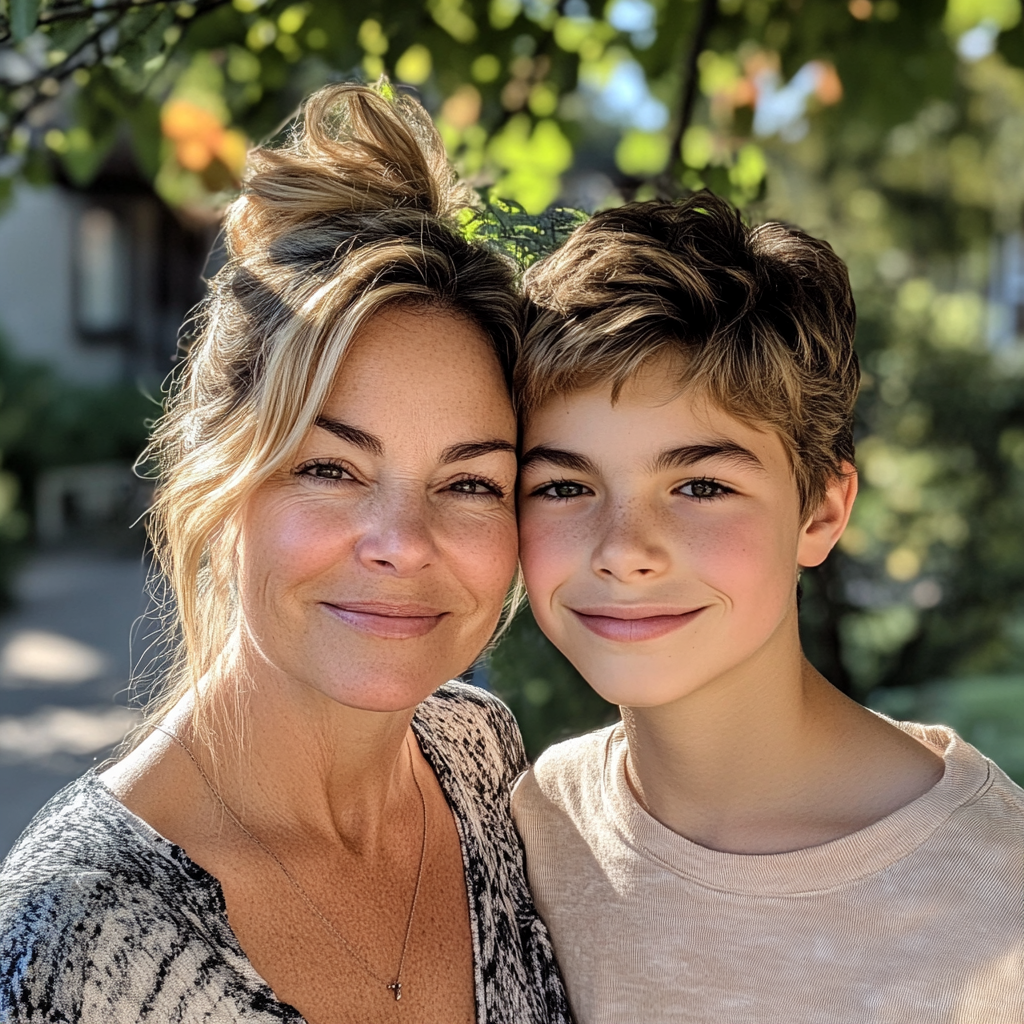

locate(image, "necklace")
[[154, 724, 428, 1004]]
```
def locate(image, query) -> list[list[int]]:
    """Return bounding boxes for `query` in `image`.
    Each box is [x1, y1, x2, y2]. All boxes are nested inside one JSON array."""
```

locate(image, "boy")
[[511, 192, 1023, 1023]]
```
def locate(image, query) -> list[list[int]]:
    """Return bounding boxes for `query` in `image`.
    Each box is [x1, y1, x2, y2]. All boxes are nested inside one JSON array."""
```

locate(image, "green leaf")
[[615, 129, 670, 176], [465, 198, 588, 265], [60, 126, 116, 185], [45, 18, 94, 56], [10, 0, 40, 42], [120, 7, 176, 74], [944, 0, 1021, 35]]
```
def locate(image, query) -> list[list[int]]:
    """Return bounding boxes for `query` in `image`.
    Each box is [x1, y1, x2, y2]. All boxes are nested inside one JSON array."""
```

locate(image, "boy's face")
[[518, 362, 852, 708]]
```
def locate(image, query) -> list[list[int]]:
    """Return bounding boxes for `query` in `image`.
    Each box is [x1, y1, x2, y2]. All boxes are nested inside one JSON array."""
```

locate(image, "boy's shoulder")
[[895, 720, 1024, 848], [512, 723, 620, 825], [512, 717, 1024, 867]]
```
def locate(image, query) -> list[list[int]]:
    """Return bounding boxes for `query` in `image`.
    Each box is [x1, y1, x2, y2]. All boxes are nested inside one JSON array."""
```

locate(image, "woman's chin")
[[306, 669, 465, 715]]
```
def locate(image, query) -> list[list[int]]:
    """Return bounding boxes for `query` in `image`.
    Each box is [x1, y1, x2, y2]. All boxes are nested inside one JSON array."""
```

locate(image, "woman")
[[0, 84, 570, 1024]]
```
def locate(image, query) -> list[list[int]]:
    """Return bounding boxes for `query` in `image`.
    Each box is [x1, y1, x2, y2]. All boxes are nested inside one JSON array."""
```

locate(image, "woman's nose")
[[354, 489, 436, 576], [591, 501, 670, 582]]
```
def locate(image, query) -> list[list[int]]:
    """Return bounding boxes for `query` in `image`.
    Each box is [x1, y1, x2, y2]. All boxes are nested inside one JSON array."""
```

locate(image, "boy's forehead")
[[524, 376, 752, 440], [520, 376, 794, 477]]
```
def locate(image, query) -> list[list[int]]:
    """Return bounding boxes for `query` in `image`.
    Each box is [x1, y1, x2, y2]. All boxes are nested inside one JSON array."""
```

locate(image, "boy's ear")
[[797, 462, 858, 568]]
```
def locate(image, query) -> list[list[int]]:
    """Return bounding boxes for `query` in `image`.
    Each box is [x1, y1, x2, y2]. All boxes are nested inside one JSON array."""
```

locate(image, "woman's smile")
[[322, 600, 450, 639]]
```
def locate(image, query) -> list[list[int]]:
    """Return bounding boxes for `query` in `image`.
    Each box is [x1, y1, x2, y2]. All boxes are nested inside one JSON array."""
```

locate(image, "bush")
[[0, 338, 155, 601], [870, 676, 1024, 785]]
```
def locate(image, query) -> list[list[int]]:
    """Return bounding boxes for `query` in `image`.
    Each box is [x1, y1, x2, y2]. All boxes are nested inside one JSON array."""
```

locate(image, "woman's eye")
[[677, 478, 730, 500], [533, 480, 591, 500], [449, 478, 504, 498], [296, 461, 353, 481]]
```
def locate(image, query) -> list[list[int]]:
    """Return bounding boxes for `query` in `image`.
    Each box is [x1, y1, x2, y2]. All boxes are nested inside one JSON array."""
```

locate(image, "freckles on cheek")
[[249, 500, 349, 577], [690, 514, 794, 603], [469, 519, 520, 587], [518, 515, 583, 595]]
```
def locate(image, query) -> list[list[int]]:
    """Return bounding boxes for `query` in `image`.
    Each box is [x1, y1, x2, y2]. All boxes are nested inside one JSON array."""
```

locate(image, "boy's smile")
[[518, 360, 850, 709], [570, 604, 707, 642]]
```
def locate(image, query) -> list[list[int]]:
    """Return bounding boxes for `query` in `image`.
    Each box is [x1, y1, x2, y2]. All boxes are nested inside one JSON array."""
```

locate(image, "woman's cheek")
[[444, 508, 519, 604]]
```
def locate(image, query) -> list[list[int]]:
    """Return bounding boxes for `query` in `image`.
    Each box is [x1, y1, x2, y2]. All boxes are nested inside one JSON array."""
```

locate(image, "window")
[[75, 205, 132, 340]]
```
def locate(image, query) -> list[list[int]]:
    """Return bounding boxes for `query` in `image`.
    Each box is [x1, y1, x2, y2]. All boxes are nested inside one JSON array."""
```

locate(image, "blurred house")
[[0, 151, 210, 544], [0, 151, 210, 385]]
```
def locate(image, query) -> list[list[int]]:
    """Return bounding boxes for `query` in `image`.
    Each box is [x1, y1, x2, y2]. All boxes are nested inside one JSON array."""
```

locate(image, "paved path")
[[0, 552, 149, 858]]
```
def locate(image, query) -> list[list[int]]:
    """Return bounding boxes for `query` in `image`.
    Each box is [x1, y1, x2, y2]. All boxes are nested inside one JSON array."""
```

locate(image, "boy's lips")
[[322, 601, 448, 639], [569, 605, 706, 642]]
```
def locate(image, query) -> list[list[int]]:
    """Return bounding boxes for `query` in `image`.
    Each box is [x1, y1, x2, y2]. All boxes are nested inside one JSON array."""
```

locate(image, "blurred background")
[[2, 0, 1024, 857]]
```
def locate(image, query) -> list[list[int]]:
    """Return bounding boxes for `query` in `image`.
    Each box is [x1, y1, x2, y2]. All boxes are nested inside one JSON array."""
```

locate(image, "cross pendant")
[[387, 982, 402, 1002]]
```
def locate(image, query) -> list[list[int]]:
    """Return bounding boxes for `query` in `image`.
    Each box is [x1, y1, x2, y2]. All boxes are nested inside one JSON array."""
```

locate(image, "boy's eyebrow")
[[441, 440, 518, 464], [652, 441, 765, 473], [519, 445, 598, 475], [315, 416, 385, 456]]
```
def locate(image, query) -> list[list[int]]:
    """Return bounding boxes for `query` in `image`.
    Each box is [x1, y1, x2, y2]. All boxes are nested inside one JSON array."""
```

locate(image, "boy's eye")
[[531, 480, 592, 500], [677, 478, 731, 500]]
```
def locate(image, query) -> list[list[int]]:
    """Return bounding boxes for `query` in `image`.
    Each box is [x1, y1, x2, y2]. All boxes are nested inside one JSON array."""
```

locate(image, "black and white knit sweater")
[[0, 683, 572, 1024]]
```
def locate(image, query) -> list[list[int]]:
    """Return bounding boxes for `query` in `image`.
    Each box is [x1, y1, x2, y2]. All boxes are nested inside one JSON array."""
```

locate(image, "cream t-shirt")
[[512, 721, 1024, 1024]]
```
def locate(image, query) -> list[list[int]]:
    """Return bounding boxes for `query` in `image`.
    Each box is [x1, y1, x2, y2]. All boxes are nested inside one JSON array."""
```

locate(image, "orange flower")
[[162, 99, 238, 173], [814, 62, 843, 105], [215, 129, 248, 176]]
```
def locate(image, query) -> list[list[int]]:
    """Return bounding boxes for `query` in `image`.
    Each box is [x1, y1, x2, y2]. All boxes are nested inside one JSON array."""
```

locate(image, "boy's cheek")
[[518, 515, 584, 595]]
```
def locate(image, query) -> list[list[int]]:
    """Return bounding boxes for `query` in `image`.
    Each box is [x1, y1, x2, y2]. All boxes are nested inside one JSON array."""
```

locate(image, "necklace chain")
[[154, 724, 428, 1003]]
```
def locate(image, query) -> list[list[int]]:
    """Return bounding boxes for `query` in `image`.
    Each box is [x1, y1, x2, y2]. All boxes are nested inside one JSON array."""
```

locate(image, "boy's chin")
[[570, 661, 710, 710]]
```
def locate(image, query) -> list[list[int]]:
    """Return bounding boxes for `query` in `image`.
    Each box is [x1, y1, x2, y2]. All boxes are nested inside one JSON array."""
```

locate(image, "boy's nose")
[[590, 507, 670, 581]]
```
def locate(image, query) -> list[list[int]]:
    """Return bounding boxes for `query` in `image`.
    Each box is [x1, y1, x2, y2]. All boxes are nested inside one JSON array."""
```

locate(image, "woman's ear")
[[797, 462, 858, 568]]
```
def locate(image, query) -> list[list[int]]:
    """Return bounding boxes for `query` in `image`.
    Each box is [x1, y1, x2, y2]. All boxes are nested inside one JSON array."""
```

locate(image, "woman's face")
[[236, 305, 518, 712]]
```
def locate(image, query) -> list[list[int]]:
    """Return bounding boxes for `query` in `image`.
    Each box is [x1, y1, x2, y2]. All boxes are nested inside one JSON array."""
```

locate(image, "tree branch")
[[39, 1, 178, 26], [0, 0, 231, 153], [656, 0, 718, 196]]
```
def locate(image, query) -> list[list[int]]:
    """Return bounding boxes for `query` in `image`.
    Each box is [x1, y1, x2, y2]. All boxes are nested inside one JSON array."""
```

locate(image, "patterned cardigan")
[[0, 683, 573, 1024]]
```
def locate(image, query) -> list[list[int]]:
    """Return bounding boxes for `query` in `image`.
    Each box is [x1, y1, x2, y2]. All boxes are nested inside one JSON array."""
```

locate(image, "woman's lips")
[[323, 602, 448, 639], [570, 606, 706, 642]]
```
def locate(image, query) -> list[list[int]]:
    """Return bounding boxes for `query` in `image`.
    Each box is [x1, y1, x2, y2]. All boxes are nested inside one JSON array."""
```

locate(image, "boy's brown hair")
[[518, 190, 860, 515]]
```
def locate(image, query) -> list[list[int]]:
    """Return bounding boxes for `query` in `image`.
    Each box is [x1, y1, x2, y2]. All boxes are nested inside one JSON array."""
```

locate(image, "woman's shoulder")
[[415, 680, 527, 782], [415, 686, 574, 1024], [0, 774, 262, 1022], [1, 772, 214, 910]]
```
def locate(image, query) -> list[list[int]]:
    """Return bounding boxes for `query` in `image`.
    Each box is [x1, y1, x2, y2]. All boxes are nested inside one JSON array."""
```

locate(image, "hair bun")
[[225, 82, 476, 260]]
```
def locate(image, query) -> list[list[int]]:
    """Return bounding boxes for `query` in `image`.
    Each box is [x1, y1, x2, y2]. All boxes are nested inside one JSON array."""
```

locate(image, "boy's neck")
[[621, 622, 945, 856]]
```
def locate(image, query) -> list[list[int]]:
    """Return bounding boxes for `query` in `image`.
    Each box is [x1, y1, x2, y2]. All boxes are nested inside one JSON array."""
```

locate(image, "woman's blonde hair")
[[137, 83, 522, 744]]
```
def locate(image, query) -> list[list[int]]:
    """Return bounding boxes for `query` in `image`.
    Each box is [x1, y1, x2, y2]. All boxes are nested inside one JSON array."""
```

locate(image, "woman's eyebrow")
[[441, 440, 518, 464], [519, 445, 598, 475], [315, 415, 385, 455], [652, 441, 764, 473]]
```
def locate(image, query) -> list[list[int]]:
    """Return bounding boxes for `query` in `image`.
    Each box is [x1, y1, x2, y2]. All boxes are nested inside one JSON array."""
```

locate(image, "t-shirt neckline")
[[602, 719, 994, 896]]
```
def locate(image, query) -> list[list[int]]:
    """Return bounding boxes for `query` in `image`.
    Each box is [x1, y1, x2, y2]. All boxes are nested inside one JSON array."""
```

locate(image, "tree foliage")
[[3, 0, 1024, 753]]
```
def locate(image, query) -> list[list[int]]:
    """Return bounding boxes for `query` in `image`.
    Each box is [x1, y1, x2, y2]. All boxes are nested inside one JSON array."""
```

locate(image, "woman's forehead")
[[311, 308, 516, 450]]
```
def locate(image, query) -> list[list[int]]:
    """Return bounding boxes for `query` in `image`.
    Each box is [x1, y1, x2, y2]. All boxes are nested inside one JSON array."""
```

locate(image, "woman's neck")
[[109, 644, 423, 853]]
